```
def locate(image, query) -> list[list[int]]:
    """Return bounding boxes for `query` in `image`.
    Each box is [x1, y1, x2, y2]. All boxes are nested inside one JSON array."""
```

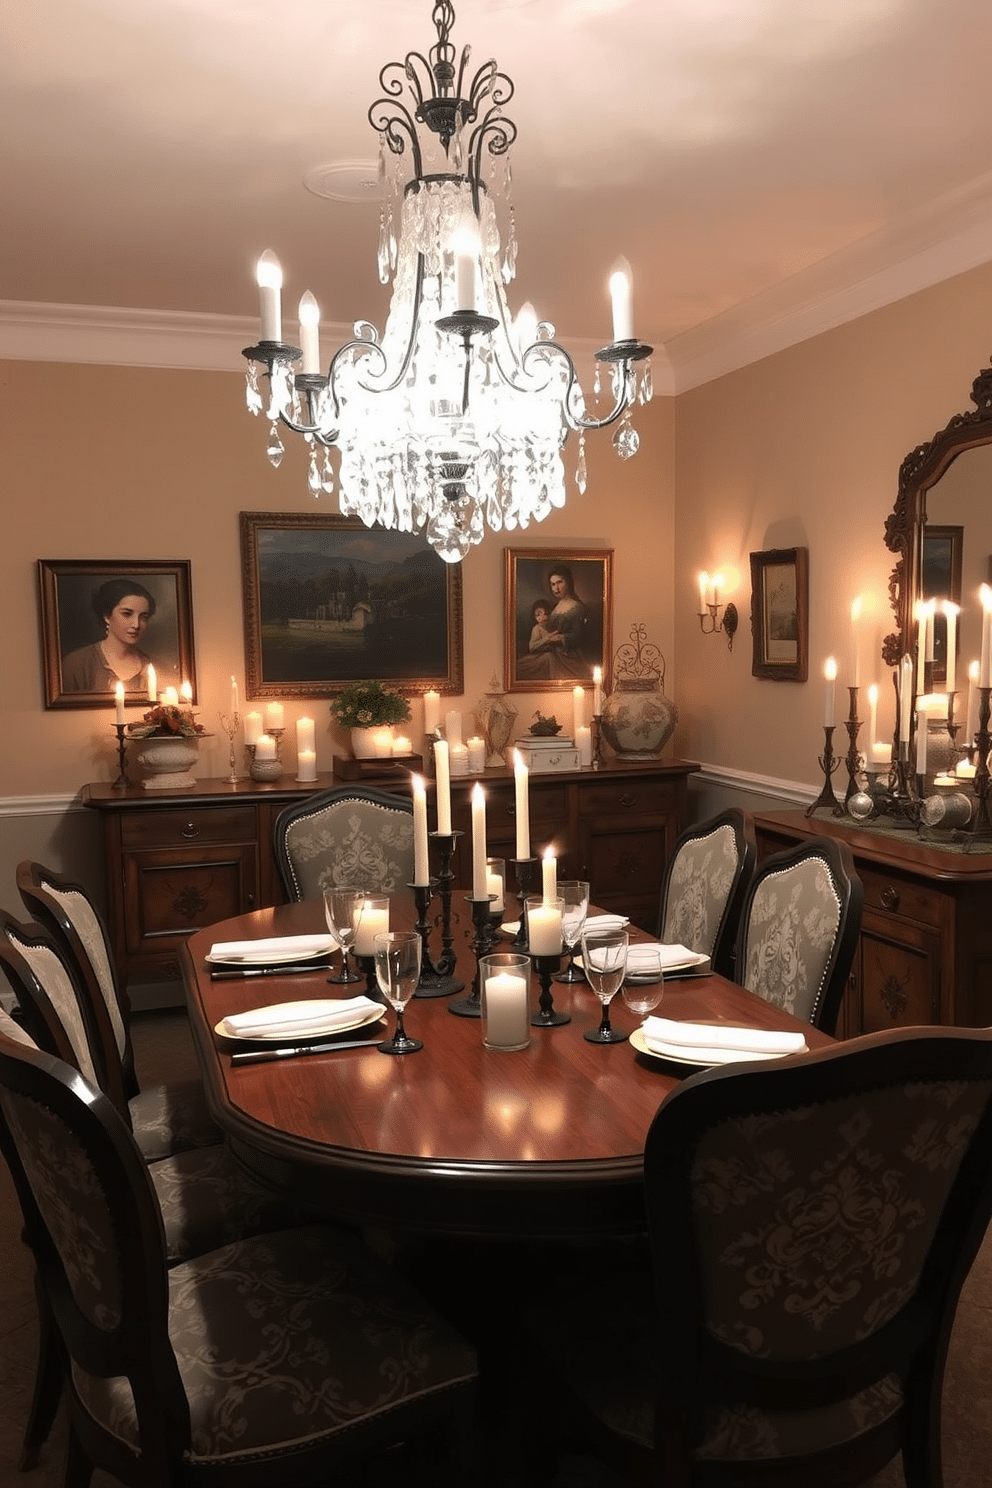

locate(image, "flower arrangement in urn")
[[330, 679, 412, 759], [127, 704, 206, 739]]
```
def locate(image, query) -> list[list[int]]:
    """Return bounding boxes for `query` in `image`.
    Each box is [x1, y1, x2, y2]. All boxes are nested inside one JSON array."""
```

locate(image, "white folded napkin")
[[582, 914, 630, 933], [219, 995, 381, 1040], [626, 942, 704, 972], [641, 1016, 807, 1061], [209, 934, 337, 963]]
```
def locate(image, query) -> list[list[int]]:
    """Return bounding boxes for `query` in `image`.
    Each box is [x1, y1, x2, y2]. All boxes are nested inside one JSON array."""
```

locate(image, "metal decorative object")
[[600, 623, 678, 761], [242, 2, 653, 563], [475, 674, 517, 766]]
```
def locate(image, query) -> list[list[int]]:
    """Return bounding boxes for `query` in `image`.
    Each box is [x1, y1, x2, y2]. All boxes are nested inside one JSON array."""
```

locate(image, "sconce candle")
[[698, 572, 709, 617], [114, 681, 125, 726], [513, 749, 530, 859], [823, 657, 837, 727], [411, 774, 430, 886], [434, 739, 452, 835]]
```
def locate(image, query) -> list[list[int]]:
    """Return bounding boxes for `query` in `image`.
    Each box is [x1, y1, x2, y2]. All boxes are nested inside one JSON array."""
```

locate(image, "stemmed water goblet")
[[580, 926, 629, 1044], [621, 945, 665, 1022], [373, 931, 423, 1055], [323, 887, 364, 984], [554, 880, 590, 983]]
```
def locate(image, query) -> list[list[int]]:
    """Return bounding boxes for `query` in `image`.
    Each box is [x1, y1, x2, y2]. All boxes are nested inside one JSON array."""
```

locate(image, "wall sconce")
[[698, 572, 738, 650]]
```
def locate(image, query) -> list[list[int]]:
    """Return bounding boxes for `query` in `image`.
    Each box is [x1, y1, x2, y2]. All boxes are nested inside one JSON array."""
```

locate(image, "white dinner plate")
[[630, 1026, 807, 1068], [214, 999, 384, 1044], [205, 934, 336, 968], [575, 950, 710, 982]]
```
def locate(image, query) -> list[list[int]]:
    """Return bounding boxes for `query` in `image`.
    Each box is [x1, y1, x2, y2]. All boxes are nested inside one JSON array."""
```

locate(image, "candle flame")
[[824, 656, 837, 680]]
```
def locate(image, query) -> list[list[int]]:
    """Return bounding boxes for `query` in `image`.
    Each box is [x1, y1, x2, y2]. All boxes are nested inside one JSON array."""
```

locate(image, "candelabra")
[[218, 710, 241, 783], [969, 686, 992, 839], [413, 831, 463, 996], [509, 856, 537, 951], [448, 896, 497, 1018], [531, 953, 569, 1028], [411, 880, 464, 998], [805, 725, 843, 817], [112, 724, 129, 790]]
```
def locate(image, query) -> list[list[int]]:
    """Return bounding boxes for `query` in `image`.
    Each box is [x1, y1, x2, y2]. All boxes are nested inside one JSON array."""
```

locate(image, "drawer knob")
[[181, 823, 200, 839], [619, 793, 636, 809], [506, 802, 515, 817], [880, 885, 900, 912]]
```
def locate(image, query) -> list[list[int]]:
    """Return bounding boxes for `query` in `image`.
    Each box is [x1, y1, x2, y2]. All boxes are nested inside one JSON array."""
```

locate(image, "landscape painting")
[[240, 513, 464, 698]]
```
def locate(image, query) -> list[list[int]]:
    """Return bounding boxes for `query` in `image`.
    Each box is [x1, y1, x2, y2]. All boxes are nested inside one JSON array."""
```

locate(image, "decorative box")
[[514, 744, 582, 774]]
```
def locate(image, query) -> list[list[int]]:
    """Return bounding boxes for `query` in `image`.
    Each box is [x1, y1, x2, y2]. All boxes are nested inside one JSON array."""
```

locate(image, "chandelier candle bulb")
[[573, 686, 585, 733], [471, 784, 488, 901], [514, 301, 537, 357], [423, 690, 440, 735], [466, 736, 486, 773], [146, 664, 157, 703], [592, 666, 604, 715], [254, 734, 276, 761], [454, 237, 478, 313], [256, 250, 283, 342], [244, 711, 263, 746], [823, 656, 837, 727], [434, 739, 452, 835], [513, 749, 531, 859], [411, 774, 430, 886], [944, 601, 959, 695], [114, 681, 125, 726], [264, 702, 284, 731], [609, 256, 634, 341], [542, 847, 557, 905], [298, 291, 321, 374]]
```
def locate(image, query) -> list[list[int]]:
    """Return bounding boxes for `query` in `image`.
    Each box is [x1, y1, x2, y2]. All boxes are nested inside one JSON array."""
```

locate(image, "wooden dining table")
[[181, 900, 833, 1241]]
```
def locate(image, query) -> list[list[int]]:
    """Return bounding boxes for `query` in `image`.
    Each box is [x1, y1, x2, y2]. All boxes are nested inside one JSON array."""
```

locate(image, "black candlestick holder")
[[353, 952, 381, 1003], [411, 881, 464, 998], [531, 952, 569, 1028], [805, 725, 843, 817], [969, 687, 992, 839], [509, 856, 538, 951], [842, 687, 865, 808], [886, 744, 921, 828], [448, 896, 497, 1017], [112, 724, 129, 789]]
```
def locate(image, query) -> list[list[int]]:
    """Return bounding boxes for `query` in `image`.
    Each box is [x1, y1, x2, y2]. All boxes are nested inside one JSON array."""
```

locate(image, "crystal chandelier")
[[243, 0, 653, 563]]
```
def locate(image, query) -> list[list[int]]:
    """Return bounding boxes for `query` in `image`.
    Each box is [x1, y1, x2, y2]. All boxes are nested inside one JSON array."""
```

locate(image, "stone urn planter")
[[134, 734, 203, 790]]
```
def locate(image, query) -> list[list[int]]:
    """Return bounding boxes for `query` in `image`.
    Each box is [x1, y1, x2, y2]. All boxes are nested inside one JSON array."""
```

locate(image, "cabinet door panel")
[[855, 910, 942, 1033], [122, 845, 259, 955]]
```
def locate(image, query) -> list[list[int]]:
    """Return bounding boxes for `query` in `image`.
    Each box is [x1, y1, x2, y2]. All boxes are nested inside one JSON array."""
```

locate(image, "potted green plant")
[[329, 680, 411, 759]]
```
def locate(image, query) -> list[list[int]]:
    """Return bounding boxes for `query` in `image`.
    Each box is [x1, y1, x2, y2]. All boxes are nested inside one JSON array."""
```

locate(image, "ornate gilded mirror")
[[884, 357, 992, 690]]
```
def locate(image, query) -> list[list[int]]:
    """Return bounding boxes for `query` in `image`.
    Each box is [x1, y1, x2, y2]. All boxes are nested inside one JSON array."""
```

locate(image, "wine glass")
[[374, 931, 423, 1055], [323, 887, 364, 984], [554, 880, 590, 982], [580, 927, 629, 1044], [621, 945, 665, 1021]]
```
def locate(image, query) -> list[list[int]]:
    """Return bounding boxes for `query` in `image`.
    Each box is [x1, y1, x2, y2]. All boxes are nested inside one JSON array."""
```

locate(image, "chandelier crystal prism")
[[243, 0, 653, 563]]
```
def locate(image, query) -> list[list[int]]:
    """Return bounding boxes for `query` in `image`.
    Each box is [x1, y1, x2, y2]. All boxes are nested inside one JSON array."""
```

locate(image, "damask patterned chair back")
[[0, 1027, 479, 1486], [273, 785, 415, 901], [658, 809, 756, 979], [639, 1027, 992, 1485], [735, 835, 862, 1033], [0, 910, 106, 1096]]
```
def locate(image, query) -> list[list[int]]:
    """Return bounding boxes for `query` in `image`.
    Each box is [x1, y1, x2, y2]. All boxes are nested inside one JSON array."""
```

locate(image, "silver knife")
[[210, 962, 327, 980], [230, 1036, 382, 1066]]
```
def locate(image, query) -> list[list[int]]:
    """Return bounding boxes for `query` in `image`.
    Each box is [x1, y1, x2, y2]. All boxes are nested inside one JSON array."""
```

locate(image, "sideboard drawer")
[[856, 864, 949, 931], [578, 779, 680, 818], [120, 806, 257, 849]]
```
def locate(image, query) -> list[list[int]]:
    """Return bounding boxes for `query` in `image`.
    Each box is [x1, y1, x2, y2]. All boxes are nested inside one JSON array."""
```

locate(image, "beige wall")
[[673, 259, 992, 790], [0, 357, 675, 801]]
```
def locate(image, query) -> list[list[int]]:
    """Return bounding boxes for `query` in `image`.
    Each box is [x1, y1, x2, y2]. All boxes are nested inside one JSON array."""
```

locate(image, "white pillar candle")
[[823, 657, 837, 727], [867, 683, 878, 753], [298, 290, 321, 374], [412, 774, 430, 886], [592, 666, 604, 715], [967, 659, 980, 740], [542, 847, 557, 905], [372, 726, 393, 758], [254, 734, 276, 761], [899, 654, 914, 743], [849, 597, 862, 687], [943, 601, 959, 696], [916, 698, 930, 776], [467, 736, 486, 773], [453, 227, 478, 311], [354, 898, 389, 957], [114, 681, 125, 725], [445, 710, 462, 747], [486, 865, 505, 915], [471, 783, 488, 901], [434, 740, 452, 835], [483, 970, 529, 1049], [980, 586, 992, 687], [698, 572, 709, 617], [296, 716, 316, 754], [392, 735, 412, 757], [296, 749, 317, 782], [513, 749, 530, 859], [264, 701, 284, 730], [423, 690, 441, 734], [449, 742, 469, 775], [244, 710, 263, 745], [573, 686, 585, 733], [608, 255, 634, 341], [256, 250, 283, 342], [527, 901, 563, 956], [162, 686, 179, 707], [576, 725, 592, 766]]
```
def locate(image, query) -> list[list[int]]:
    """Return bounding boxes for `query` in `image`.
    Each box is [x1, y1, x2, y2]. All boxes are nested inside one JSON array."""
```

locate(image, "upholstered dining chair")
[[657, 809, 757, 979], [531, 1026, 992, 1488], [16, 859, 219, 1162], [273, 783, 416, 901], [0, 1023, 479, 1488], [734, 835, 862, 1035]]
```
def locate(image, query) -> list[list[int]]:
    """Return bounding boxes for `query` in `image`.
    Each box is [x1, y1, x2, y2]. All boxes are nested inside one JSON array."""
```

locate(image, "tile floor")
[[0, 1008, 990, 1486]]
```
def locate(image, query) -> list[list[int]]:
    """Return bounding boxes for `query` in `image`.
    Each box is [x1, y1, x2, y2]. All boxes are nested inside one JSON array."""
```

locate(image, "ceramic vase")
[[599, 677, 678, 761], [476, 679, 517, 767], [351, 727, 378, 759], [135, 734, 202, 790]]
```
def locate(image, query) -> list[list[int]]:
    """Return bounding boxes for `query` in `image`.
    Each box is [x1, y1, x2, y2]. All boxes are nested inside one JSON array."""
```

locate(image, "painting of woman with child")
[[504, 549, 612, 693]]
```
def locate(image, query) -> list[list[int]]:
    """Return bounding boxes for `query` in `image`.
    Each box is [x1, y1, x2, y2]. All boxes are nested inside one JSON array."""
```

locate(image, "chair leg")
[[63, 1422, 94, 1488], [18, 1273, 62, 1471]]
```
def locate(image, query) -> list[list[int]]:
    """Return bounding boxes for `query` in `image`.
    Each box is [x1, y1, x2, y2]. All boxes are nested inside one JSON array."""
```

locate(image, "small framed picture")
[[504, 548, 613, 693], [38, 559, 196, 709], [749, 547, 809, 682]]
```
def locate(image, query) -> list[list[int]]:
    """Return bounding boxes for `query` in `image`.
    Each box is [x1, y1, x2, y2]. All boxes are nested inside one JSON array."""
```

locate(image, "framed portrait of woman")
[[38, 559, 196, 709], [504, 548, 613, 693]]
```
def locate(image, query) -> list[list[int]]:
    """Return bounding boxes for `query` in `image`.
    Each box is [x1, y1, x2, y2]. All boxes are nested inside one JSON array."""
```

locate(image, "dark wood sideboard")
[[753, 809, 992, 1038], [83, 759, 699, 984]]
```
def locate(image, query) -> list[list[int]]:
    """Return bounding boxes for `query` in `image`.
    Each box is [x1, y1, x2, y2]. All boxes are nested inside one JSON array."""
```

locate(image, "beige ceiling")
[[2, 0, 990, 385]]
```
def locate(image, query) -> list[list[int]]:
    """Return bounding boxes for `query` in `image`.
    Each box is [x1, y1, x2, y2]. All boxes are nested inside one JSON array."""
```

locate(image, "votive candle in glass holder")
[[481, 952, 531, 1051], [486, 857, 506, 917], [449, 742, 470, 776], [524, 894, 563, 956], [354, 894, 389, 957]]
